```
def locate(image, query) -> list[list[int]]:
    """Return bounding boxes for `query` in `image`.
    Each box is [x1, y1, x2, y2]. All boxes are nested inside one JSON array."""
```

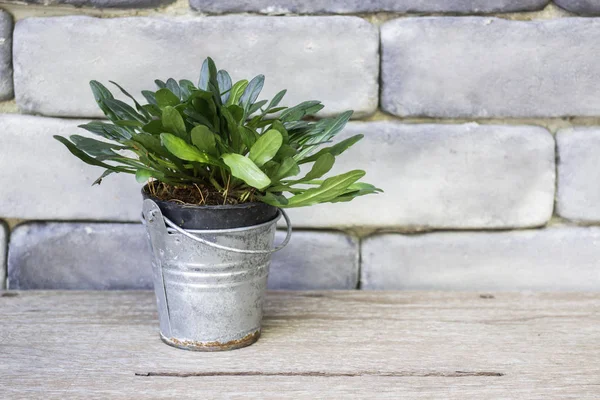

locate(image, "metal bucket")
[[142, 199, 292, 351]]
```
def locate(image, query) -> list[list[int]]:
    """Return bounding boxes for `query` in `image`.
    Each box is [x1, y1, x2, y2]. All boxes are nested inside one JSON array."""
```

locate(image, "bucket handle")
[[156, 207, 292, 255]]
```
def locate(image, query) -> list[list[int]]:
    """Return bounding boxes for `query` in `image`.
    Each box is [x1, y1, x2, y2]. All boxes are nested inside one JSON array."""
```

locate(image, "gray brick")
[[7, 222, 357, 290], [381, 17, 600, 118], [8, 223, 153, 290], [1, 116, 556, 229], [286, 122, 555, 229], [190, 0, 548, 14], [555, 0, 600, 15], [557, 127, 600, 222], [361, 227, 600, 291], [0, 11, 13, 101], [14, 16, 378, 118], [0, 221, 7, 289], [269, 230, 359, 290], [0, 115, 142, 221], [5, 0, 174, 8]]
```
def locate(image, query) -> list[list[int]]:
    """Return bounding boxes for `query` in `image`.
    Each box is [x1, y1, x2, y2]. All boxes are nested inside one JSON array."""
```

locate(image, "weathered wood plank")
[[1, 291, 599, 399]]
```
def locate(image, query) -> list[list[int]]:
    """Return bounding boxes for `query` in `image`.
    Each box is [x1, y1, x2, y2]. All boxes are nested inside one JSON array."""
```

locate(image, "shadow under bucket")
[[142, 199, 292, 351]]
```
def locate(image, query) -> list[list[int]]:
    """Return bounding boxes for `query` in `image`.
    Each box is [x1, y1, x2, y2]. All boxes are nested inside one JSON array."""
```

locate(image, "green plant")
[[54, 57, 381, 207]]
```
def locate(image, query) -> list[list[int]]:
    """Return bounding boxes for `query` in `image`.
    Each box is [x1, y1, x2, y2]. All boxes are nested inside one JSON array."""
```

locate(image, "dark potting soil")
[[144, 181, 251, 206], [142, 182, 279, 229]]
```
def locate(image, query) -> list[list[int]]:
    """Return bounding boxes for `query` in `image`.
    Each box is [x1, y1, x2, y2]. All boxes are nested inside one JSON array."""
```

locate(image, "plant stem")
[[193, 183, 206, 205], [209, 176, 224, 191], [222, 174, 231, 205]]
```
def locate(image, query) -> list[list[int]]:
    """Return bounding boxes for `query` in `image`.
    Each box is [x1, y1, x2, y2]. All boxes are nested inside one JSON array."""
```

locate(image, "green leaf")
[[207, 58, 218, 88], [160, 133, 219, 165], [198, 57, 218, 91], [346, 182, 382, 192], [53, 135, 133, 174], [190, 125, 217, 155], [248, 100, 268, 115], [284, 170, 365, 208], [249, 129, 283, 167], [298, 134, 363, 164], [89, 80, 116, 119], [257, 192, 289, 207], [293, 111, 354, 159], [270, 120, 289, 144], [221, 107, 243, 152], [92, 169, 114, 186], [141, 104, 161, 117], [280, 101, 323, 122], [222, 153, 271, 190], [240, 75, 265, 115], [69, 135, 127, 158], [217, 70, 232, 103], [198, 57, 219, 102], [328, 183, 383, 203], [266, 106, 287, 114], [192, 97, 217, 121], [135, 169, 153, 183], [261, 160, 280, 178], [184, 110, 214, 131], [321, 111, 353, 139], [78, 122, 126, 141], [186, 89, 213, 102], [162, 106, 187, 139], [103, 98, 146, 123], [114, 120, 143, 128], [274, 144, 296, 162], [142, 120, 165, 135], [178, 79, 196, 99], [155, 88, 180, 108], [267, 186, 305, 194], [285, 120, 311, 133], [77, 121, 115, 141], [273, 157, 300, 181], [90, 80, 114, 102], [166, 78, 181, 99], [131, 134, 171, 158], [198, 59, 210, 90], [239, 126, 259, 151], [266, 89, 287, 111], [141, 90, 157, 105], [154, 79, 167, 89], [227, 105, 244, 123], [246, 115, 263, 129], [226, 80, 249, 106], [254, 119, 277, 129], [109, 80, 150, 119], [208, 82, 222, 106], [298, 153, 335, 182]]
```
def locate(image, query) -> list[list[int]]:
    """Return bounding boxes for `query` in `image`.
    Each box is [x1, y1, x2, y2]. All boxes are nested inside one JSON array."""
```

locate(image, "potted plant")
[[54, 57, 381, 351]]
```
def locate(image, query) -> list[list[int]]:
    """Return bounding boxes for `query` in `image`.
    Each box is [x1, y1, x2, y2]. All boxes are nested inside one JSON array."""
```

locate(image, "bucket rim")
[[166, 209, 282, 235], [144, 199, 292, 255]]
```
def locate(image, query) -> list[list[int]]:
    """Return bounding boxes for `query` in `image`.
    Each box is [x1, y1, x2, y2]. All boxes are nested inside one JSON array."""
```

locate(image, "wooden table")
[[1, 291, 599, 399]]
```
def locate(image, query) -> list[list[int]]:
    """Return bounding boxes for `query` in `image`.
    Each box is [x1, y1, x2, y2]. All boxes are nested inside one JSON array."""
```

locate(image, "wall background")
[[1, 0, 600, 291]]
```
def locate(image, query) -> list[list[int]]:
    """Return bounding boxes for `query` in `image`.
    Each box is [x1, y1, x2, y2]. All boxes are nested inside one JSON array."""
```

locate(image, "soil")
[[145, 181, 252, 206]]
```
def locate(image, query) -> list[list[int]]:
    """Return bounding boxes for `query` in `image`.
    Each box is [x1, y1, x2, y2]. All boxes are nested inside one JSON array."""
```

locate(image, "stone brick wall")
[[1, 1, 600, 291]]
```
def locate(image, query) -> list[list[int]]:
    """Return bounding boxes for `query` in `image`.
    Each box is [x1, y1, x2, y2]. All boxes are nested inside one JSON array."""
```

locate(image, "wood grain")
[[1, 291, 599, 399]]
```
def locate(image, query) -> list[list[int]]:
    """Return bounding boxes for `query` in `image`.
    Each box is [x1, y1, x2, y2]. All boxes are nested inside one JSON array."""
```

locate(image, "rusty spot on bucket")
[[163, 330, 261, 352]]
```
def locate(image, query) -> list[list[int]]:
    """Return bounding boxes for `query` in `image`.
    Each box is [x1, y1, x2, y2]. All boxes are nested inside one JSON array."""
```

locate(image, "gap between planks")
[[135, 370, 504, 378]]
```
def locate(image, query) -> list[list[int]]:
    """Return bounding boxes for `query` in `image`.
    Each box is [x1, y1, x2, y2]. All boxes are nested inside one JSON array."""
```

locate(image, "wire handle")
[[145, 201, 292, 254]]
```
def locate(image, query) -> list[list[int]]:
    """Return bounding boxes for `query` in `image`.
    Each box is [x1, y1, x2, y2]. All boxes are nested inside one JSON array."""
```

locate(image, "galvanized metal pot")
[[142, 199, 291, 351]]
